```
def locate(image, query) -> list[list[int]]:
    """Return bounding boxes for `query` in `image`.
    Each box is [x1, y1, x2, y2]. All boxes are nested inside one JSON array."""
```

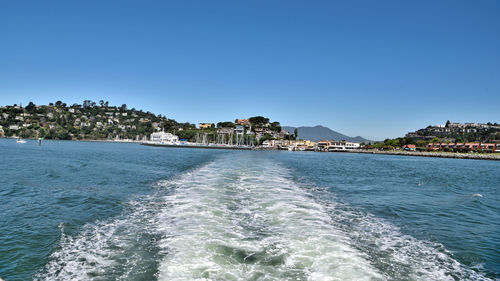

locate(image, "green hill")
[[0, 100, 195, 140]]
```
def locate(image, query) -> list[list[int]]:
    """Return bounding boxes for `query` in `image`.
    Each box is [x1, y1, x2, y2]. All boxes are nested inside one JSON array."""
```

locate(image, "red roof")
[[403, 144, 416, 148]]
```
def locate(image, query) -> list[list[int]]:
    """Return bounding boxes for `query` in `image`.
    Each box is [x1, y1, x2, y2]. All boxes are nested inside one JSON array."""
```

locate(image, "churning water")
[[0, 139, 499, 280]]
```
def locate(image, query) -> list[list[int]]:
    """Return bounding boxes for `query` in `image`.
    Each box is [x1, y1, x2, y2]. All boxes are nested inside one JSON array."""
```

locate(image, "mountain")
[[282, 125, 372, 143]]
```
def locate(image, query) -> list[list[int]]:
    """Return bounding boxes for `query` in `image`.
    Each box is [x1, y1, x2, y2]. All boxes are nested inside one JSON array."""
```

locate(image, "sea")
[[0, 138, 499, 281]]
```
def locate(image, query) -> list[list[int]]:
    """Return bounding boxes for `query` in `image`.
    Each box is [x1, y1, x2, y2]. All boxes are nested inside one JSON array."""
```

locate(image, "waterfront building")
[[402, 144, 416, 151], [328, 141, 360, 151], [262, 140, 276, 147], [316, 140, 331, 151], [426, 142, 498, 152], [481, 143, 498, 151], [150, 131, 179, 144]]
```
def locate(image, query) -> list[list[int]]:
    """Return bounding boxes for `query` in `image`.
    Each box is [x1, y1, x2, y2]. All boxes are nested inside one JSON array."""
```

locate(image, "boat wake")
[[36, 154, 492, 280], [154, 158, 383, 281]]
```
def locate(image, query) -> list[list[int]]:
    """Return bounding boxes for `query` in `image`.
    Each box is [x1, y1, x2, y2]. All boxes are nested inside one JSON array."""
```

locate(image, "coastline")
[[329, 149, 500, 161], [1, 136, 142, 144], [3, 137, 499, 160]]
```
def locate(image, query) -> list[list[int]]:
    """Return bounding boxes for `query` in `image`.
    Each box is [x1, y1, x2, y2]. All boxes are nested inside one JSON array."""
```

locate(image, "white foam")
[[320, 202, 493, 281], [35, 198, 162, 281], [155, 157, 385, 280]]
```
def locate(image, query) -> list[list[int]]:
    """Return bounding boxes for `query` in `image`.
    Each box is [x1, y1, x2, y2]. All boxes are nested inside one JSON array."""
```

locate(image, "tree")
[[258, 133, 275, 145], [38, 127, 47, 138], [249, 116, 269, 125], [430, 137, 441, 143], [217, 121, 235, 128], [120, 104, 127, 111], [99, 100, 104, 107], [445, 120, 451, 128], [83, 100, 96, 108], [416, 140, 428, 147], [25, 102, 36, 112], [55, 101, 62, 106], [294, 128, 298, 139]]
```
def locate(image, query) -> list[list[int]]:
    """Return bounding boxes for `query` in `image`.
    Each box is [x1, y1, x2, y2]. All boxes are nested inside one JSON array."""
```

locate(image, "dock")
[[141, 142, 254, 150]]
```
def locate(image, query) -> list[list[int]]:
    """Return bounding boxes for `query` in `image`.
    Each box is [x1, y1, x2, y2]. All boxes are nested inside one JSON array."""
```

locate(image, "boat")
[[16, 138, 26, 144]]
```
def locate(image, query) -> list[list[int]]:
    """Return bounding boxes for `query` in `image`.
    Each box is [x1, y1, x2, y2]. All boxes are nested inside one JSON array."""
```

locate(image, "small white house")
[[150, 131, 179, 144], [262, 140, 276, 147]]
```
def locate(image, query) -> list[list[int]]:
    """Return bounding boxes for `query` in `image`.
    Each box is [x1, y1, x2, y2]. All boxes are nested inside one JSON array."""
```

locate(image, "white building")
[[328, 141, 360, 151], [262, 139, 276, 147], [235, 125, 244, 135], [150, 131, 179, 144]]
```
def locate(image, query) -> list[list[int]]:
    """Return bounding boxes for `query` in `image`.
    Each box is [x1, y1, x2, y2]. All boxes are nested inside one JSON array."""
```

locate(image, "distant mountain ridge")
[[283, 125, 371, 143]]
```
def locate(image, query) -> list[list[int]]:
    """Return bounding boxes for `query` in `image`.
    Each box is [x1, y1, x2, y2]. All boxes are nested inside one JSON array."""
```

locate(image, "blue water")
[[0, 139, 499, 280]]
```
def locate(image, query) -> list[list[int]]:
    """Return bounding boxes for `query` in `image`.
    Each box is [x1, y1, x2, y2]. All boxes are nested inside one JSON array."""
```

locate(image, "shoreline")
[[1, 136, 142, 143], [3, 137, 499, 160], [327, 149, 500, 161]]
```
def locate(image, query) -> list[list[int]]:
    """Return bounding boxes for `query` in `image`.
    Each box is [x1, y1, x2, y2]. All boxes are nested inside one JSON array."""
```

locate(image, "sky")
[[1, 0, 499, 140]]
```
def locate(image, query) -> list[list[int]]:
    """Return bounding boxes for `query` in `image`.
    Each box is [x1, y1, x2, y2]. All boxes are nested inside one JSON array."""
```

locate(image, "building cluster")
[[151, 118, 363, 152], [197, 117, 290, 141], [262, 139, 361, 151], [406, 121, 500, 142], [426, 142, 499, 152]]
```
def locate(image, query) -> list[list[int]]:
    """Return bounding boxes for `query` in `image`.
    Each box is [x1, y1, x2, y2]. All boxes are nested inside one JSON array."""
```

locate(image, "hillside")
[[405, 121, 500, 142], [0, 102, 290, 143], [0, 101, 195, 140], [283, 125, 371, 143]]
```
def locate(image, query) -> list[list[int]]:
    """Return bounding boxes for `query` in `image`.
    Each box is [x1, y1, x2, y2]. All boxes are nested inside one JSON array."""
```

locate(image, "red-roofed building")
[[481, 143, 497, 151], [402, 144, 416, 151], [236, 119, 250, 127], [426, 142, 496, 152]]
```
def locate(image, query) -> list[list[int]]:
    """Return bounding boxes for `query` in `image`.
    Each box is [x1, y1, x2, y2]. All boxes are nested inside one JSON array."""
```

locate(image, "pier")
[[141, 142, 254, 150]]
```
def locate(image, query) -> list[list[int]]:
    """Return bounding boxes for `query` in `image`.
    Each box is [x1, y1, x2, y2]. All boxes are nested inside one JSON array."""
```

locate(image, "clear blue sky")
[[1, 0, 499, 140]]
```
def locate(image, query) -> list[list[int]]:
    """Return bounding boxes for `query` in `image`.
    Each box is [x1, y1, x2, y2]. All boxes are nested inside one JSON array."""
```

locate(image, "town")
[[1, 101, 499, 154]]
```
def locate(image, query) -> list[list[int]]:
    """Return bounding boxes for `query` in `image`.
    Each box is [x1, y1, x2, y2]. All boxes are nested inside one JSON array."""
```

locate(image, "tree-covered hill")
[[0, 100, 195, 140]]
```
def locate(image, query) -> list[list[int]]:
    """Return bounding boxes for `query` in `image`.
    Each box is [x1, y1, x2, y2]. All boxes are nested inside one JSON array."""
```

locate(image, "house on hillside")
[[198, 123, 213, 129], [236, 119, 250, 127]]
